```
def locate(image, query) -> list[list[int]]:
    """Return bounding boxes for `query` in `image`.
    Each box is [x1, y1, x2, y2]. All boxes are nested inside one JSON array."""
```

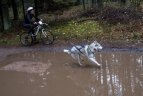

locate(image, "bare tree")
[[11, 0, 19, 20], [1, 0, 11, 30], [82, 0, 86, 10], [97, 0, 103, 9], [120, 0, 126, 5], [0, 0, 4, 30], [21, 0, 25, 19], [34, 0, 38, 17]]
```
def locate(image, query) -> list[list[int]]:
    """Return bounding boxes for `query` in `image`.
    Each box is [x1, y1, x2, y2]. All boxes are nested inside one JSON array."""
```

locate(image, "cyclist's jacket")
[[24, 12, 36, 25]]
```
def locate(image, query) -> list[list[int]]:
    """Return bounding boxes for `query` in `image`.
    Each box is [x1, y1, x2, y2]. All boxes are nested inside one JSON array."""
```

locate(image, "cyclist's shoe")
[[32, 39, 39, 44], [32, 36, 39, 44]]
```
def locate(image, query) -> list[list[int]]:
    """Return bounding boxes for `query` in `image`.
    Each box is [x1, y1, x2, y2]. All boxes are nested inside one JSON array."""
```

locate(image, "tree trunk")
[[0, 0, 4, 30], [3, 4, 11, 30], [120, 0, 126, 5], [88, 0, 92, 8], [97, 0, 103, 9], [91, 0, 95, 8], [76, 0, 80, 5], [11, 0, 19, 20], [34, 0, 38, 18], [1, 3, 11, 30], [21, 0, 25, 19], [82, 0, 86, 10]]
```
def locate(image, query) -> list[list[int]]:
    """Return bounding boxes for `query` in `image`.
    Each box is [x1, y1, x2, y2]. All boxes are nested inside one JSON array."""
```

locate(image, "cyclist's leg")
[[23, 24, 36, 41], [22, 24, 30, 42], [23, 24, 32, 34], [30, 25, 37, 41]]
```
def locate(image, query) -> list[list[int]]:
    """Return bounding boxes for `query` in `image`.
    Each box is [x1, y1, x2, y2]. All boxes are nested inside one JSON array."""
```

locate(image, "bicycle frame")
[[34, 25, 41, 36], [33, 25, 48, 39], [34, 20, 47, 35]]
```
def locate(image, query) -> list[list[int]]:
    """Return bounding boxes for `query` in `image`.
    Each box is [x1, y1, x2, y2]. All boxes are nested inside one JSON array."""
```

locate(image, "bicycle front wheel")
[[20, 32, 32, 46], [40, 30, 54, 45]]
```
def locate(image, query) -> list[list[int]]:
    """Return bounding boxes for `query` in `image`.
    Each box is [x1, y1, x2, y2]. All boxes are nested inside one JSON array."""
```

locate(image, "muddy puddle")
[[0, 50, 143, 96]]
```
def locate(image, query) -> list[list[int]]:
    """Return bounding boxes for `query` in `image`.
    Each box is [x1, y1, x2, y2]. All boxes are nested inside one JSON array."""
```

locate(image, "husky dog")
[[63, 41, 103, 67]]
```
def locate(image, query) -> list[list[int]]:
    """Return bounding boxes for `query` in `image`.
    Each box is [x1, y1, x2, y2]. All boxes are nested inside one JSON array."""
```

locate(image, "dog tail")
[[63, 49, 70, 54]]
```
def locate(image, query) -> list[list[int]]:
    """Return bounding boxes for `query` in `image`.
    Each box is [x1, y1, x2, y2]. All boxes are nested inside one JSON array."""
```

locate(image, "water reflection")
[[65, 52, 143, 96], [0, 51, 142, 96]]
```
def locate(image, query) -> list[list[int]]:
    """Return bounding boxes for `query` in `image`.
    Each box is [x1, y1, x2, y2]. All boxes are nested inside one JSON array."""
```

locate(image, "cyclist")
[[23, 7, 38, 42]]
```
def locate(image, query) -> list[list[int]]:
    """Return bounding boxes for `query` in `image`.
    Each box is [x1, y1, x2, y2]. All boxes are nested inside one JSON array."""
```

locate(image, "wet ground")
[[0, 47, 143, 96]]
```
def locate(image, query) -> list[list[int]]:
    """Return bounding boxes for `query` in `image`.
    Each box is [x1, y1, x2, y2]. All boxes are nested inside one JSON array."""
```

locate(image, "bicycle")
[[20, 19, 54, 46]]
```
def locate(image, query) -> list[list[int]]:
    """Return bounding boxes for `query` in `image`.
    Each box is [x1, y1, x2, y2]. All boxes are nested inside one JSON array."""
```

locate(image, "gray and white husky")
[[63, 41, 103, 67]]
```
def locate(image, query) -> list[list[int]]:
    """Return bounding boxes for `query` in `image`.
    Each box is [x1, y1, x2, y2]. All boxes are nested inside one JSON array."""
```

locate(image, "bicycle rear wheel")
[[20, 32, 33, 46], [40, 30, 54, 45]]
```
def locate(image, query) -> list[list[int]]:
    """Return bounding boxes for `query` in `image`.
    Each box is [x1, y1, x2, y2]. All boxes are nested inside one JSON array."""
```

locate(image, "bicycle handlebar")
[[37, 21, 48, 26], [42, 23, 48, 26]]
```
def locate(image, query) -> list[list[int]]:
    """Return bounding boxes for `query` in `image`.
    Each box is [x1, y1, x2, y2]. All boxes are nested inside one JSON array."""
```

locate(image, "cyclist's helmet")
[[27, 7, 33, 12]]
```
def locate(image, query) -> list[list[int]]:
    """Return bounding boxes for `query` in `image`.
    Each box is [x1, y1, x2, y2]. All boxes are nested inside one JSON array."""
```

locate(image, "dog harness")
[[75, 46, 84, 54], [86, 46, 95, 55]]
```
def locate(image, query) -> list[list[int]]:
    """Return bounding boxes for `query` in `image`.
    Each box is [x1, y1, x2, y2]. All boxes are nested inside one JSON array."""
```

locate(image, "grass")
[[0, 32, 20, 46], [51, 20, 103, 40]]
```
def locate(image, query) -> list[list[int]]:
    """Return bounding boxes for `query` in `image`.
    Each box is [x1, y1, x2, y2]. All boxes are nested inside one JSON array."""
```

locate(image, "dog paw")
[[79, 64, 83, 66], [96, 64, 101, 67]]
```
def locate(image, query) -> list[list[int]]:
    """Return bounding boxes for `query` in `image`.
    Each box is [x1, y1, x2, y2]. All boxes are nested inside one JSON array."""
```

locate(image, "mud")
[[0, 48, 143, 96]]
